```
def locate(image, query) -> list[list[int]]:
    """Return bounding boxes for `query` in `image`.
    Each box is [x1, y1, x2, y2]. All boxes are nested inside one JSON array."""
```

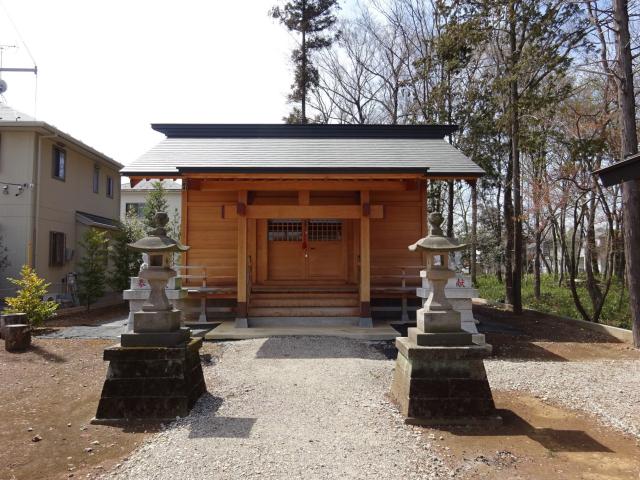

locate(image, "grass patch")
[[476, 274, 631, 329]]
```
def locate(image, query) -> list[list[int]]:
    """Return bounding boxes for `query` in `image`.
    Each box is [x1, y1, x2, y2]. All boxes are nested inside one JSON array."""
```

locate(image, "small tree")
[[4, 265, 58, 326], [108, 210, 145, 292], [77, 228, 109, 311], [142, 181, 169, 231], [0, 235, 9, 273]]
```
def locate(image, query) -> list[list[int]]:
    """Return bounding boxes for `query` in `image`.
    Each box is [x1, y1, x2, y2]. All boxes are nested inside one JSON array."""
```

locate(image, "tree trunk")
[[534, 208, 541, 300], [447, 180, 455, 237], [471, 180, 478, 286], [614, 0, 640, 347], [301, 24, 307, 124], [504, 150, 514, 305], [509, 2, 523, 314]]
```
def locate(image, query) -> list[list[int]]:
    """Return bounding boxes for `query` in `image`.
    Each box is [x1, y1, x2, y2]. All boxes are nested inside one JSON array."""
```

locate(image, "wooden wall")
[[184, 189, 238, 285], [370, 182, 426, 283], [182, 181, 426, 289]]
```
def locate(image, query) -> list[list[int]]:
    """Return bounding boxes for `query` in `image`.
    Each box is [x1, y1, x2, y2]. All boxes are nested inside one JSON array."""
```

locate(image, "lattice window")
[[308, 220, 342, 241], [268, 220, 303, 241]]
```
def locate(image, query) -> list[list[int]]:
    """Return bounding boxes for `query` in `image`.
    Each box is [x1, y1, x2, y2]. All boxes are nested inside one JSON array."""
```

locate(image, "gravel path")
[[485, 359, 640, 438], [106, 337, 453, 480]]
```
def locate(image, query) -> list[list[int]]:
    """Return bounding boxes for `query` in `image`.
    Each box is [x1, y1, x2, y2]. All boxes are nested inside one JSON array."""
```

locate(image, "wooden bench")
[[371, 266, 424, 322], [173, 265, 236, 322]]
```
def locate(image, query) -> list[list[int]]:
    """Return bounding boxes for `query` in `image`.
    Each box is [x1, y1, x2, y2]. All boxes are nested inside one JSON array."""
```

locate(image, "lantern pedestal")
[[390, 338, 500, 426], [93, 338, 206, 424]]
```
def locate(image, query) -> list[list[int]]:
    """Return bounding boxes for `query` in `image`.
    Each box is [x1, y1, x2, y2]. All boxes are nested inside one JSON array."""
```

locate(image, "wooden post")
[[359, 190, 372, 327], [236, 190, 248, 328], [5, 324, 31, 351], [180, 182, 188, 266]]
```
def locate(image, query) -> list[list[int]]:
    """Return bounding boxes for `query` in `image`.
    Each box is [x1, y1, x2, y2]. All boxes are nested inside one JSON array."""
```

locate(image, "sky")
[[0, 0, 305, 169]]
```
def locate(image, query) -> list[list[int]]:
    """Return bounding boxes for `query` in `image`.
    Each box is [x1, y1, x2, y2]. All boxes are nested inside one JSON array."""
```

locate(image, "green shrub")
[[4, 265, 58, 326]]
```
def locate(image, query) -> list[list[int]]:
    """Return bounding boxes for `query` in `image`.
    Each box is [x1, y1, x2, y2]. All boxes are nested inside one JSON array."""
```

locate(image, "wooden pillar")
[[236, 190, 248, 327], [180, 182, 188, 266], [359, 190, 372, 327]]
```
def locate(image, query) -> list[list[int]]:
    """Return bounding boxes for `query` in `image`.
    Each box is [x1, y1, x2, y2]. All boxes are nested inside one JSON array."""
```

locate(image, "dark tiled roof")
[[122, 124, 484, 177], [76, 211, 119, 230]]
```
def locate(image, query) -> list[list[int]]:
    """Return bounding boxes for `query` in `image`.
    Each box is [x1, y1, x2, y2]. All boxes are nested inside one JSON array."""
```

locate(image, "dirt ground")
[[433, 391, 640, 479], [0, 337, 150, 480], [44, 304, 129, 329], [1, 307, 639, 480]]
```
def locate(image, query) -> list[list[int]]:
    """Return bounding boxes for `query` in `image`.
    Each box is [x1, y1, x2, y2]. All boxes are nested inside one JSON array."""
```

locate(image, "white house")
[[120, 179, 182, 223]]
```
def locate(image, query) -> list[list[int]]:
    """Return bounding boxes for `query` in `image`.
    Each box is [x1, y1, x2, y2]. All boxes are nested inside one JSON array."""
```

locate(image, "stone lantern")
[[390, 212, 500, 425], [93, 213, 206, 423], [122, 212, 190, 347]]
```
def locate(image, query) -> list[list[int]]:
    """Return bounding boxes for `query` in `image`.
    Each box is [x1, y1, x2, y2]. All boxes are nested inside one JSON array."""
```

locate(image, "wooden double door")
[[264, 219, 348, 282]]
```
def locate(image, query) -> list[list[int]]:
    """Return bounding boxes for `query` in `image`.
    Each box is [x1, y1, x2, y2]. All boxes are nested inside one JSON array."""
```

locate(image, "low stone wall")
[[473, 300, 633, 344]]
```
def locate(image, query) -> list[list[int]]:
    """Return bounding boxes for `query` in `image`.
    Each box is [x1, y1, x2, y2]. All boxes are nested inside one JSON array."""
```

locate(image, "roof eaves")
[[151, 123, 458, 140], [0, 120, 123, 170]]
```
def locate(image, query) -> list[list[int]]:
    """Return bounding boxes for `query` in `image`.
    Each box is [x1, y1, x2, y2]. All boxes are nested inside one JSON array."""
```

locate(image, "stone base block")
[[408, 328, 473, 346], [390, 337, 500, 426], [121, 327, 191, 347], [133, 309, 181, 333], [93, 338, 207, 423], [417, 309, 462, 333]]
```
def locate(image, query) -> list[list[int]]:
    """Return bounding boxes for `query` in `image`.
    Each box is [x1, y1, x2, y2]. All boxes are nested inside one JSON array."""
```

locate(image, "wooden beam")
[[298, 190, 310, 205], [241, 205, 383, 219], [360, 190, 371, 319], [199, 179, 413, 191], [237, 191, 248, 322], [184, 173, 423, 180]]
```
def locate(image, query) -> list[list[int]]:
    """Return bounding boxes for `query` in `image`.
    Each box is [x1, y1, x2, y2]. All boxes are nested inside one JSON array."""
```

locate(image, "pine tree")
[[4, 265, 58, 326], [142, 181, 169, 232], [108, 210, 144, 292], [270, 0, 340, 123], [77, 228, 109, 311]]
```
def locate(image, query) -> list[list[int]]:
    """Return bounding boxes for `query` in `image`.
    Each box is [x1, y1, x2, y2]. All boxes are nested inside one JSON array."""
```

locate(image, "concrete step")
[[247, 317, 361, 328], [249, 297, 359, 307], [248, 306, 361, 317]]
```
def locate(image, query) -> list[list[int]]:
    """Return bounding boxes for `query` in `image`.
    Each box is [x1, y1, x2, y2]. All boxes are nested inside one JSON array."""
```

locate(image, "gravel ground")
[[101, 337, 640, 480], [485, 359, 640, 438], [105, 337, 453, 480]]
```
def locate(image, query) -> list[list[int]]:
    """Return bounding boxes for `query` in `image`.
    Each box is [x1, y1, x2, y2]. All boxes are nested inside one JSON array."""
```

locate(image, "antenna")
[[0, 44, 37, 95]]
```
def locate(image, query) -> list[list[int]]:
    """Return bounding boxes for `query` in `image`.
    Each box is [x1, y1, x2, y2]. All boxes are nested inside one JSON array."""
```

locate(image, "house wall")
[[34, 136, 121, 294], [0, 131, 38, 296]]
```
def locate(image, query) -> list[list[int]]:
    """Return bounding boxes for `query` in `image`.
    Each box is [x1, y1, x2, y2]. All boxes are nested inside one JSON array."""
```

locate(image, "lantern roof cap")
[[408, 212, 467, 252], [127, 212, 189, 253]]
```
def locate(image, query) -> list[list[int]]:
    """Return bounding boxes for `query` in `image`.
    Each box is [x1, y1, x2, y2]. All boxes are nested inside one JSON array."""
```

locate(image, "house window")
[[106, 176, 114, 198], [49, 231, 66, 266], [125, 202, 145, 218], [93, 166, 100, 193], [52, 147, 66, 181]]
